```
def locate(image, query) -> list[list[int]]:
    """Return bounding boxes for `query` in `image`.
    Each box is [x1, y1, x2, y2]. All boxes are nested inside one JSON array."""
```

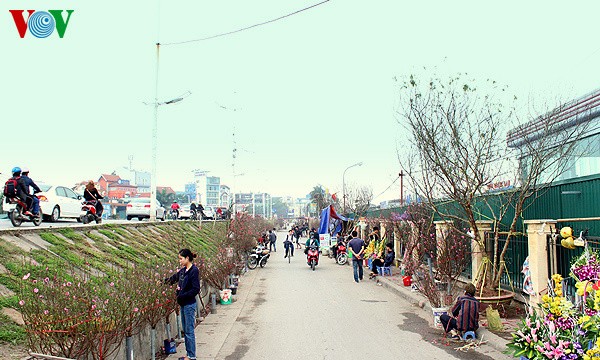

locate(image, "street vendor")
[[440, 283, 480, 339]]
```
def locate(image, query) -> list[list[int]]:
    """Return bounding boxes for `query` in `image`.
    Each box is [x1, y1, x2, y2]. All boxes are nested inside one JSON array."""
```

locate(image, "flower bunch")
[[508, 274, 588, 359], [509, 252, 600, 360], [571, 250, 600, 282]]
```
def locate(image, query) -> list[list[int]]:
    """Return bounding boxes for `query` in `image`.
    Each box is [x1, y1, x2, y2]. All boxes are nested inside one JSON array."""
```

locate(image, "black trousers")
[[96, 201, 104, 216], [371, 258, 385, 274], [440, 314, 457, 333]]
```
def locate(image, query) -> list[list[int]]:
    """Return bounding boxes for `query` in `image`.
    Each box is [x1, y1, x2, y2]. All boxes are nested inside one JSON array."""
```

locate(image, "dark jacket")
[[451, 294, 480, 331], [21, 175, 41, 194], [383, 250, 395, 267], [84, 188, 103, 202], [168, 265, 200, 306], [14, 177, 30, 201]]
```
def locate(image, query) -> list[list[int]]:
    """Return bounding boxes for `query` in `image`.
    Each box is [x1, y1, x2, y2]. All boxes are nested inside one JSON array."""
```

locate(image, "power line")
[[163, 0, 330, 46], [373, 175, 400, 200]]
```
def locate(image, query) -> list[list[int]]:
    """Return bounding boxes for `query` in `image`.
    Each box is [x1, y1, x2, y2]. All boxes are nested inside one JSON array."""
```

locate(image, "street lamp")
[[342, 161, 363, 214], [145, 88, 191, 221]]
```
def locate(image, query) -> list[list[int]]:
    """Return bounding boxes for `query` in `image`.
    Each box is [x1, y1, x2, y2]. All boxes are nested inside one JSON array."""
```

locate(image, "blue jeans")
[[180, 303, 197, 359], [352, 259, 363, 282], [284, 241, 294, 256]]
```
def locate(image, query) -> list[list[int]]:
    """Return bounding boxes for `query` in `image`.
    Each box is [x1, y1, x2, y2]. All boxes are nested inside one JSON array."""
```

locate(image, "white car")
[[2, 184, 85, 222], [178, 203, 192, 219], [126, 198, 165, 221], [202, 206, 215, 220]]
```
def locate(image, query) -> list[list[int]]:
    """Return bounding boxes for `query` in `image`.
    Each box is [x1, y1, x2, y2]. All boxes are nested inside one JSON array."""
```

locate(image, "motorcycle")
[[6, 195, 43, 227], [307, 245, 320, 271], [335, 242, 348, 266], [247, 245, 270, 269], [80, 200, 102, 224], [168, 209, 178, 220], [190, 209, 198, 221]]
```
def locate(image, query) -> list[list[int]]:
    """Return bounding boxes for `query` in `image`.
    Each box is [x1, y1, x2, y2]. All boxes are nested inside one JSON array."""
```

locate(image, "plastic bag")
[[486, 306, 503, 331]]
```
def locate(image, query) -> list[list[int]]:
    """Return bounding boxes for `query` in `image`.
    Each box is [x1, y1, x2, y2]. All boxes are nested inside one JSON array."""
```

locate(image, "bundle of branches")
[[198, 247, 237, 290]]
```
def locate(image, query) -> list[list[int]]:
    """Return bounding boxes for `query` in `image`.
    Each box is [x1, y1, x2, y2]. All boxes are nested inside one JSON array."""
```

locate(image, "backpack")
[[3, 176, 20, 198]]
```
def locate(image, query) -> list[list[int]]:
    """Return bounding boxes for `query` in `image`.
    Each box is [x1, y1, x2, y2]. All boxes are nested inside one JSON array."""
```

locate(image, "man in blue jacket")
[[20, 167, 42, 217]]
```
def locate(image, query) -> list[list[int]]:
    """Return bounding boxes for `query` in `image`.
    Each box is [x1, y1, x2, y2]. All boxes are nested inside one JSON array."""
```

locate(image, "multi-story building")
[[184, 183, 196, 203], [234, 192, 272, 218], [220, 185, 231, 208], [191, 172, 221, 207], [114, 167, 151, 196], [97, 174, 138, 200]]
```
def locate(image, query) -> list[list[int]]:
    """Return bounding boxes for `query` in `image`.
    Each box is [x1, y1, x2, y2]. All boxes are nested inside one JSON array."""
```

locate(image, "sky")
[[2, 0, 599, 203]]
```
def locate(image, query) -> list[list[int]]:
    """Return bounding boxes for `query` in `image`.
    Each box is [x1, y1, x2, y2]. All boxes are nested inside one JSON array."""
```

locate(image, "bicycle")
[[284, 241, 294, 263]]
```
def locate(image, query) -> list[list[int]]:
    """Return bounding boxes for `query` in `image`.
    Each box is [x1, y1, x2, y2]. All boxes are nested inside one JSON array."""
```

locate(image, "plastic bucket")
[[219, 289, 232, 305], [432, 307, 448, 327], [402, 276, 412, 287]]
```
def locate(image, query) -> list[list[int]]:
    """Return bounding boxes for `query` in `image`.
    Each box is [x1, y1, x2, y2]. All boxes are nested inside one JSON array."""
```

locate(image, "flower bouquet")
[[508, 247, 600, 359]]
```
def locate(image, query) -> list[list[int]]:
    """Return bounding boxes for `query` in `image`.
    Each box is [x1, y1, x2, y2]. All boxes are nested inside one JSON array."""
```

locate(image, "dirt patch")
[[224, 344, 249, 360], [0, 264, 7, 274], [400, 312, 495, 360], [0, 342, 28, 360], [0, 284, 15, 297], [2, 307, 24, 325]]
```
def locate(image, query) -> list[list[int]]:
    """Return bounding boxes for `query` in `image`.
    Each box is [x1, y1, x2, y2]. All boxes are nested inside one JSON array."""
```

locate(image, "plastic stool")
[[462, 331, 476, 340], [377, 267, 392, 276]]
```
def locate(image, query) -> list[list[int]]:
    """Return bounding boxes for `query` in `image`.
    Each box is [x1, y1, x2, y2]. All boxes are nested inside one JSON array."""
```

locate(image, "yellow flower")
[[576, 281, 593, 296]]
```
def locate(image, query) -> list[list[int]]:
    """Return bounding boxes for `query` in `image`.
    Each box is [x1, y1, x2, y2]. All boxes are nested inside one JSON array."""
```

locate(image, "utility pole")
[[399, 170, 405, 205]]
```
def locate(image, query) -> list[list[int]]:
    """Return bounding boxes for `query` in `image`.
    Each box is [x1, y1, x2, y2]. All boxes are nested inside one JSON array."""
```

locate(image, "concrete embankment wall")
[[0, 221, 225, 360]]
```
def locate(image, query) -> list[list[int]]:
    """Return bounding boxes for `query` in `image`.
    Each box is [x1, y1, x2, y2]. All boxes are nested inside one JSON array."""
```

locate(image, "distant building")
[[97, 174, 137, 200], [192, 173, 221, 207], [508, 88, 600, 183], [114, 167, 151, 195], [185, 183, 196, 203], [234, 192, 272, 218], [220, 185, 231, 208]]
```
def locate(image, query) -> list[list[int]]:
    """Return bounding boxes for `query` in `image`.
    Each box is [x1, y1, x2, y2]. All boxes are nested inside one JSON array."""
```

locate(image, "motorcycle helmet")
[[11, 166, 21, 174], [21, 167, 29, 173]]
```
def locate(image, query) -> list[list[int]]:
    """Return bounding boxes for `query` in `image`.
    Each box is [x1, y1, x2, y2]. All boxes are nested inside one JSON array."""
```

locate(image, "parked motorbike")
[[307, 245, 320, 271], [247, 245, 270, 269], [81, 200, 102, 224], [6, 195, 42, 227], [335, 242, 348, 265]]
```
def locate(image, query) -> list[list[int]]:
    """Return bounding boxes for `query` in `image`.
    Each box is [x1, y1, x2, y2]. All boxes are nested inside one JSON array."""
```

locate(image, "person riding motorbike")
[[15, 167, 41, 217], [197, 203, 205, 219], [83, 181, 104, 221], [330, 232, 345, 259], [304, 233, 320, 255], [170, 201, 180, 218]]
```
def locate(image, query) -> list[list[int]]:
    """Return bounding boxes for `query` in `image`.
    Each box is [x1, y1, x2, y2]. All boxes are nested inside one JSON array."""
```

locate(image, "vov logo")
[[9, 10, 74, 38]]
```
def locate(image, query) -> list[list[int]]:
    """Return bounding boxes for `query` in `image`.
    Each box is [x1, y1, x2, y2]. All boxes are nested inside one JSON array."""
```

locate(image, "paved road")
[[0, 217, 161, 230], [175, 231, 510, 360]]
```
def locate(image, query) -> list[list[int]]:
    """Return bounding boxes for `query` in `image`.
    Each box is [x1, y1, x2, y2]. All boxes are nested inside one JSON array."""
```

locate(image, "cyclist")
[[284, 229, 295, 258]]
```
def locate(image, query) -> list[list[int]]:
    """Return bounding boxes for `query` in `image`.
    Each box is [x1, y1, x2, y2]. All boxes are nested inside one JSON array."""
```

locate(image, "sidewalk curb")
[[375, 274, 510, 355]]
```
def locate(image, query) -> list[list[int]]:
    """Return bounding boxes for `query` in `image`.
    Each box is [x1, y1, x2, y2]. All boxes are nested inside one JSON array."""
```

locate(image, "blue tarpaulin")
[[318, 205, 349, 235]]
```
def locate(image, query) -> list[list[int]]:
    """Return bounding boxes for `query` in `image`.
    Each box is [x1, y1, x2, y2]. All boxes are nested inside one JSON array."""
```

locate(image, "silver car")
[[126, 198, 165, 221]]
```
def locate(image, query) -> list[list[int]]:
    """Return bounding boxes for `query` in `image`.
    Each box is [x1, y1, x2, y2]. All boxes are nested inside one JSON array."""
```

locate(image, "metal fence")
[[548, 234, 600, 298], [484, 233, 528, 293]]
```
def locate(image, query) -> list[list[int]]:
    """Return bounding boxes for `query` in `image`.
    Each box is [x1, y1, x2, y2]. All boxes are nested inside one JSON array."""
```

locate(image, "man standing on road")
[[348, 231, 365, 283], [268, 230, 277, 252]]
